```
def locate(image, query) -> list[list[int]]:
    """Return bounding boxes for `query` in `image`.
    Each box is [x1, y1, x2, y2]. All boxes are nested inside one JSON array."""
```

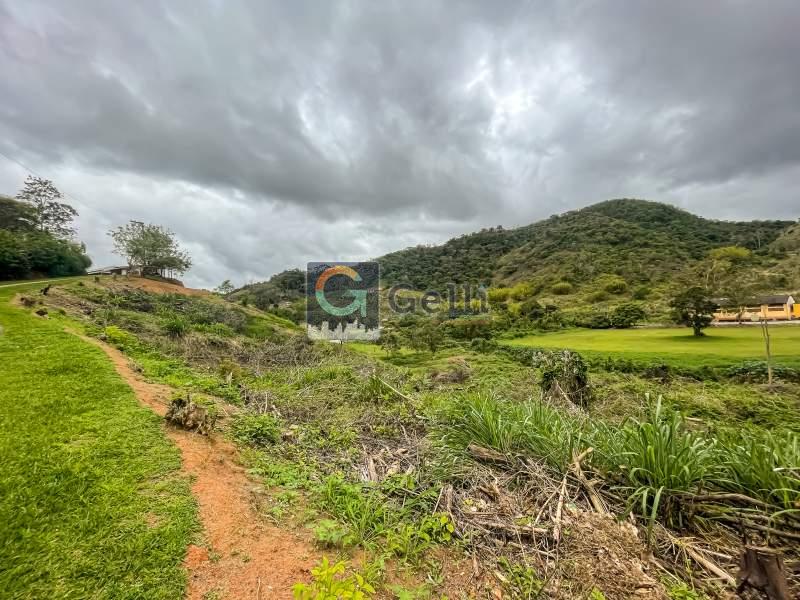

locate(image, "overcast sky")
[[1, 1, 799, 288]]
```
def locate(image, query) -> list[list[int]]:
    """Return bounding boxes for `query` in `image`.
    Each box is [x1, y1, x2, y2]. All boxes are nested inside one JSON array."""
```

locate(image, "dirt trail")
[[83, 336, 313, 599]]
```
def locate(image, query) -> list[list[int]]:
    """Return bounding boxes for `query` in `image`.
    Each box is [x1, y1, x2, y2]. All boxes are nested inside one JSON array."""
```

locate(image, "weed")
[[230, 414, 281, 447], [312, 519, 355, 549], [162, 316, 189, 338], [666, 582, 706, 600], [386, 514, 454, 564], [292, 557, 375, 600], [102, 324, 137, 349], [497, 558, 544, 599], [318, 475, 393, 544]]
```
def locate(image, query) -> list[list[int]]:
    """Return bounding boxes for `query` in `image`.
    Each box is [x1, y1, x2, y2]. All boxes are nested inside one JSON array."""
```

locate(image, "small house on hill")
[[87, 265, 134, 276], [713, 294, 797, 322]]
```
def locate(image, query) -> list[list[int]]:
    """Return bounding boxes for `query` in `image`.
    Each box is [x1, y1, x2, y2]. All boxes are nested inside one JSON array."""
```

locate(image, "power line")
[[0, 148, 91, 207]]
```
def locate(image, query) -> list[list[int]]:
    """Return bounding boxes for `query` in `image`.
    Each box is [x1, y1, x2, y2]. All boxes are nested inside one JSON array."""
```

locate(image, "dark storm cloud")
[[0, 0, 798, 286]]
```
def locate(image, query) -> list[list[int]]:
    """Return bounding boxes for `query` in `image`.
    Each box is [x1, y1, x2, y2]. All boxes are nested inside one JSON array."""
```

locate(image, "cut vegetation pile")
[[25, 278, 800, 598]]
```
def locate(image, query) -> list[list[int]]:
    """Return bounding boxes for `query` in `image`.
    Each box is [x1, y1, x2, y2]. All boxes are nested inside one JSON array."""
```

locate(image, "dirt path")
[[83, 336, 314, 599]]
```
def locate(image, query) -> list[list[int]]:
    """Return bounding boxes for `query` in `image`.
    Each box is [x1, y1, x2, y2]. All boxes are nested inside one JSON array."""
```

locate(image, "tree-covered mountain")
[[230, 199, 797, 312], [380, 199, 792, 290]]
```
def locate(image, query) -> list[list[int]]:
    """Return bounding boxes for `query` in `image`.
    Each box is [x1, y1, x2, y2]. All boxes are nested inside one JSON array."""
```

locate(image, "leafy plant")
[[230, 414, 281, 447], [162, 316, 189, 338], [610, 397, 714, 537], [312, 519, 354, 549], [386, 514, 454, 564], [497, 558, 543, 599], [292, 557, 375, 600]]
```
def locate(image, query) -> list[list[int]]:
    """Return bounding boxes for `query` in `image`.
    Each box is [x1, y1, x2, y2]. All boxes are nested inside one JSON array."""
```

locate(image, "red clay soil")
[[82, 335, 314, 599], [107, 276, 212, 297]]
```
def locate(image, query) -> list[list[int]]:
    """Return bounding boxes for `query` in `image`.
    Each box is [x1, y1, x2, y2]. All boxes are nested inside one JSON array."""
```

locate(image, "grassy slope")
[[503, 326, 800, 368], [0, 283, 197, 599]]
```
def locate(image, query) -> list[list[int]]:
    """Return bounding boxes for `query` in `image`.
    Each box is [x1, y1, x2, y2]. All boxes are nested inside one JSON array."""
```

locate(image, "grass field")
[[503, 326, 800, 369], [0, 283, 197, 599]]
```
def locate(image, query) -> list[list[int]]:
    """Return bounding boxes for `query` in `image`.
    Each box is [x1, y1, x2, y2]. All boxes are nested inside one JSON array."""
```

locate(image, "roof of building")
[[714, 294, 794, 307], [760, 294, 794, 305], [86, 265, 129, 274]]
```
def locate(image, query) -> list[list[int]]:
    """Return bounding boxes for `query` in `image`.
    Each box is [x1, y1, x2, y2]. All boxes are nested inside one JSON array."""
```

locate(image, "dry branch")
[[571, 448, 607, 515], [552, 475, 568, 544]]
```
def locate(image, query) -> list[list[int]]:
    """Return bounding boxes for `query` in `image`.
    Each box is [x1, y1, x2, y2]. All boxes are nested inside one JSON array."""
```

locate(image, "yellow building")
[[713, 294, 796, 322]]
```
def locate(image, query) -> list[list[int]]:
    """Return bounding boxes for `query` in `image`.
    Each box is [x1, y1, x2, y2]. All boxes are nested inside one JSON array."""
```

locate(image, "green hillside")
[[232, 200, 795, 313]]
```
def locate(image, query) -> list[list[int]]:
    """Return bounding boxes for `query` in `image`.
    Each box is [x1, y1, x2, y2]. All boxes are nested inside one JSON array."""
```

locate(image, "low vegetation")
[[22, 275, 798, 598]]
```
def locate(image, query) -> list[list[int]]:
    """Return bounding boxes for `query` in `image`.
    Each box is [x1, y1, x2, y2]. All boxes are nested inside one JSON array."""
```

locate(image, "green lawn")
[[0, 283, 197, 599], [503, 326, 800, 369]]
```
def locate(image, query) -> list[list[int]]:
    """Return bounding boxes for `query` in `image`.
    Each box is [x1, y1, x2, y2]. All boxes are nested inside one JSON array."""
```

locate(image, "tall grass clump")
[[517, 399, 588, 470], [712, 428, 800, 509], [596, 396, 716, 534], [437, 390, 586, 473], [439, 391, 521, 455]]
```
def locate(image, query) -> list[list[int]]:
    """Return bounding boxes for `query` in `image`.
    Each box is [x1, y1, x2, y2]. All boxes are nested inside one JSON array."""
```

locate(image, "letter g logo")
[[315, 265, 368, 317]]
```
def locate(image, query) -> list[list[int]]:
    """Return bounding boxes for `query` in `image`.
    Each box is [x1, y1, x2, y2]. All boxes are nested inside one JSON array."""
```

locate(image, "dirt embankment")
[[82, 335, 313, 599]]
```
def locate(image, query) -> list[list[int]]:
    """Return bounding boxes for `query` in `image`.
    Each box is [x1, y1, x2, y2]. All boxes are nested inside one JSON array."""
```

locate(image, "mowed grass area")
[[503, 326, 800, 369], [0, 283, 197, 599]]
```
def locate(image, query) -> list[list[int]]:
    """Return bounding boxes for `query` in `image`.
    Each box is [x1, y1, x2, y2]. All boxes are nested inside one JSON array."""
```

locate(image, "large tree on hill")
[[108, 221, 192, 276], [15, 176, 78, 239], [670, 286, 718, 336]]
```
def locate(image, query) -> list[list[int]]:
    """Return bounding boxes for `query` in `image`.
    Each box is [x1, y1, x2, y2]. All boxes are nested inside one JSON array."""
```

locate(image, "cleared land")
[[503, 325, 800, 368], [0, 283, 197, 599]]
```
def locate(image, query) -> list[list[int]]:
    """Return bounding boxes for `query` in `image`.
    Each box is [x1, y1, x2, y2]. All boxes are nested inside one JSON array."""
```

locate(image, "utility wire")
[[0, 148, 91, 207]]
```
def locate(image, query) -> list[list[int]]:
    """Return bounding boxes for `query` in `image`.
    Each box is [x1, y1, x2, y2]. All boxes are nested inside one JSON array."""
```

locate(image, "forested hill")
[[231, 199, 796, 309], [380, 199, 792, 289]]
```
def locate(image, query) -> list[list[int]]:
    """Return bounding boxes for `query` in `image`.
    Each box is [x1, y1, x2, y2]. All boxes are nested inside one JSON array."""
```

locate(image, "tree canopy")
[[0, 193, 90, 280], [670, 286, 718, 336], [108, 221, 191, 276], [15, 176, 78, 239]]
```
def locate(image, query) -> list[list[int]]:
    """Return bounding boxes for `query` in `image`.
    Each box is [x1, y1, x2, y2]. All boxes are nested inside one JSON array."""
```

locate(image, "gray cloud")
[[1, 0, 798, 287]]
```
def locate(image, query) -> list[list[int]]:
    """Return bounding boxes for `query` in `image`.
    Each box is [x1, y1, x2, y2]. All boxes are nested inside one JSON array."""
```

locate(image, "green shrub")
[[601, 276, 628, 294], [162, 316, 189, 338], [632, 285, 651, 300], [230, 414, 281, 447], [586, 290, 610, 303], [386, 514, 454, 564], [610, 302, 646, 328], [539, 350, 591, 408], [573, 309, 612, 329], [551, 281, 573, 295], [317, 476, 393, 544], [497, 558, 544, 599], [712, 429, 800, 508], [470, 337, 498, 352]]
